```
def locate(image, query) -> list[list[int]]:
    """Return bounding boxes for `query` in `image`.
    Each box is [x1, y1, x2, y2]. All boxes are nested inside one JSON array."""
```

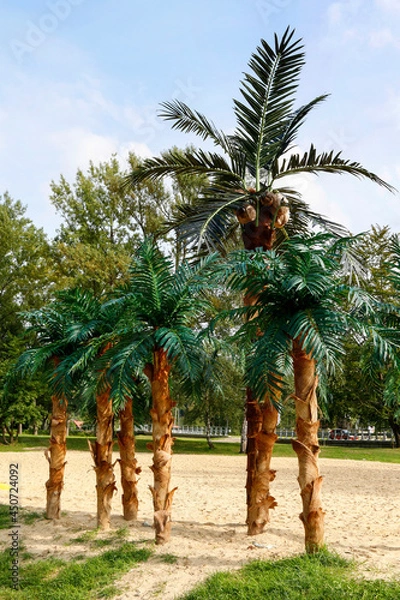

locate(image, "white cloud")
[[375, 0, 400, 12], [327, 3, 343, 25], [369, 28, 400, 48], [327, 0, 363, 26], [48, 128, 118, 172]]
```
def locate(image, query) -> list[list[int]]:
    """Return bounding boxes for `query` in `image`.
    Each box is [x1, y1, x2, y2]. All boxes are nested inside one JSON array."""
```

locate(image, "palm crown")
[[97, 238, 220, 405], [223, 234, 398, 402], [125, 27, 394, 252]]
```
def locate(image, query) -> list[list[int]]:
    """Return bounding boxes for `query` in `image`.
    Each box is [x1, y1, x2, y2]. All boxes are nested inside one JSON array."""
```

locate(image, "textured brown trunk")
[[89, 388, 117, 530], [239, 191, 289, 533], [145, 349, 177, 545], [291, 339, 324, 553], [45, 393, 68, 519], [245, 388, 262, 513], [117, 398, 141, 520], [247, 397, 279, 534]]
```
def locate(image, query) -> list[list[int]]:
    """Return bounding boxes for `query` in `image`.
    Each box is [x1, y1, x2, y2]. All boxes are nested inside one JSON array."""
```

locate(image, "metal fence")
[[134, 424, 230, 437], [277, 428, 394, 442]]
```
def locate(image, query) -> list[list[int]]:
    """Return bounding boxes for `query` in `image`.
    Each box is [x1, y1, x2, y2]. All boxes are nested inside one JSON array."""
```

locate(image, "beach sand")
[[1, 448, 400, 599]]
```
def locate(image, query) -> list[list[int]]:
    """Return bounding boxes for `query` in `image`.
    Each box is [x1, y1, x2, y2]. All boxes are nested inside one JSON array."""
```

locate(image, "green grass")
[[0, 542, 151, 599], [0, 505, 45, 530], [1, 435, 399, 463], [179, 550, 400, 600]]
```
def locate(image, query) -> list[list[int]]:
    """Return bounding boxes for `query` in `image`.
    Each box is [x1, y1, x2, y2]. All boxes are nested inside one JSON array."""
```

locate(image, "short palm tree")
[[59, 288, 146, 529], [225, 234, 397, 552], [124, 26, 395, 535], [9, 295, 82, 519], [99, 238, 219, 544]]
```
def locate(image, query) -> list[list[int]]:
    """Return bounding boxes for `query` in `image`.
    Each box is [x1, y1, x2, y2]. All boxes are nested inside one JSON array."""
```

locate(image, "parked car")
[[329, 428, 351, 440]]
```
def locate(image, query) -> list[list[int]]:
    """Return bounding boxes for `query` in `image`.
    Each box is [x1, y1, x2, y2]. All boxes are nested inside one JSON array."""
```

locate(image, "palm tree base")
[[45, 395, 68, 520], [117, 399, 141, 521], [89, 440, 117, 530]]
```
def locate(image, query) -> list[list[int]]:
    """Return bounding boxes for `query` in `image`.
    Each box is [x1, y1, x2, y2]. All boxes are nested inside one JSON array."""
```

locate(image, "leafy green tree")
[[50, 154, 171, 296], [326, 227, 400, 445], [100, 238, 219, 544], [0, 193, 53, 442]]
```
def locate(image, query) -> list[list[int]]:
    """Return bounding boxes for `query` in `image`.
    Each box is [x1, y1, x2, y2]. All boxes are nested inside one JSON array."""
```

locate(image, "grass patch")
[[179, 550, 400, 600], [0, 542, 151, 599], [1, 435, 399, 463], [0, 503, 9, 529], [71, 527, 129, 549], [159, 553, 179, 564], [0, 505, 45, 530]]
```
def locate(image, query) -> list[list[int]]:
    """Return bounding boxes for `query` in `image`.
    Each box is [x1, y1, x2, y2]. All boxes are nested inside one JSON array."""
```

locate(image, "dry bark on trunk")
[[145, 349, 177, 545], [45, 393, 68, 520], [89, 388, 116, 530], [291, 339, 325, 553], [246, 398, 279, 534], [117, 398, 141, 521], [239, 191, 290, 534]]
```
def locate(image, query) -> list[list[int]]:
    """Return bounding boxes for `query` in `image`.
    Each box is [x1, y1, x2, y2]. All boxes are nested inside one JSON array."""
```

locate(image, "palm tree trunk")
[[291, 339, 324, 553], [89, 388, 116, 530], [146, 348, 177, 545], [117, 398, 141, 520], [45, 394, 68, 520], [240, 196, 289, 533], [247, 397, 279, 534], [243, 280, 279, 535]]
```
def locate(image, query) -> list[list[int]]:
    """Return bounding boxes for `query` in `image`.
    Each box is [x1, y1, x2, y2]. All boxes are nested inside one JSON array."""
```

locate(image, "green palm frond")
[[102, 331, 155, 406], [123, 146, 244, 190], [273, 144, 396, 192], [154, 326, 202, 381], [122, 28, 394, 252], [159, 100, 232, 153], [223, 234, 399, 399], [233, 26, 305, 183]]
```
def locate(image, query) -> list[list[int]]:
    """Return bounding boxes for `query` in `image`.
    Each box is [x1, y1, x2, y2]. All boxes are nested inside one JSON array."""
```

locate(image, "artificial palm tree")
[[61, 289, 146, 529], [9, 296, 82, 520], [225, 234, 397, 552], [99, 238, 218, 544], [123, 26, 395, 534]]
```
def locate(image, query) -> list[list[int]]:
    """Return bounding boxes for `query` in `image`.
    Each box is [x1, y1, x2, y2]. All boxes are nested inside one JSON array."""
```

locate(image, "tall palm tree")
[[123, 27, 395, 534], [99, 238, 218, 544], [225, 234, 397, 552]]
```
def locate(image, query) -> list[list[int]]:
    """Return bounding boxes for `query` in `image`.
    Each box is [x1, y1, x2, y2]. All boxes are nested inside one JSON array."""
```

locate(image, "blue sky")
[[1, 0, 399, 236]]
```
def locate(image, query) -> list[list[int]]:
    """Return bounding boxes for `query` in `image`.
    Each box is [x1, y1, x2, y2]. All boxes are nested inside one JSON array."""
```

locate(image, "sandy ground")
[[1, 448, 400, 599]]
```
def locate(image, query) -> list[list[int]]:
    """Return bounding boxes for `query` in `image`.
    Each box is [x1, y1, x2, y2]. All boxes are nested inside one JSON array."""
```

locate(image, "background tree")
[[0, 193, 53, 442], [50, 154, 171, 296], [325, 227, 400, 443]]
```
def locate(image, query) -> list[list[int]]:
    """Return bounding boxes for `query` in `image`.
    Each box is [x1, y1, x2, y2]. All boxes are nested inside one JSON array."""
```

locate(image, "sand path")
[[1, 449, 400, 599]]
